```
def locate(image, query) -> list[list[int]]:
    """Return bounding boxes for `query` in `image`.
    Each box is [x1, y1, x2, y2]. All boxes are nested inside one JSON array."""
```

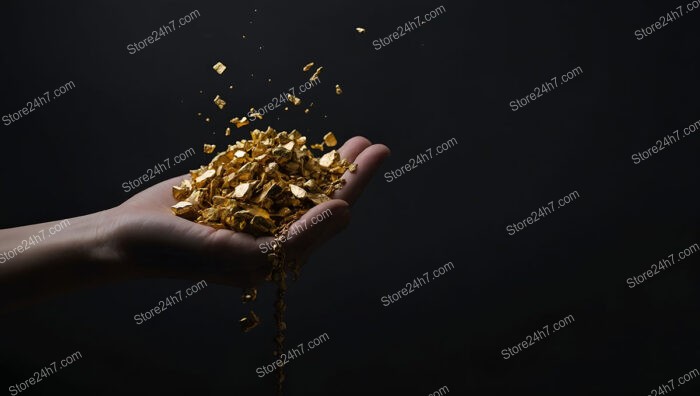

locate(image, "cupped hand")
[[105, 137, 390, 288]]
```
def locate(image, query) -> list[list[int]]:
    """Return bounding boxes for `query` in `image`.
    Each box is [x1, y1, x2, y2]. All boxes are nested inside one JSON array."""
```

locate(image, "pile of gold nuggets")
[[170, 128, 355, 237]]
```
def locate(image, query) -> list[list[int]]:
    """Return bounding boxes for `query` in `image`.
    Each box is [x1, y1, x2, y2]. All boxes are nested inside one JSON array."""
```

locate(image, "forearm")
[[0, 209, 122, 312]]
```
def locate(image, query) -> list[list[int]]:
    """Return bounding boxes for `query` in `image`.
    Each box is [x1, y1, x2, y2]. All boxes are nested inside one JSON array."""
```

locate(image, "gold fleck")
[[286, 93, 302, 106], [203, 144, 216, 154], [335, 84, 343, 95], [213, 95, 227, 109], [323, 132, 337, 147], [310, 66, 323, 82], [303, 62, 314, 72], [213, 61, 227, 74]]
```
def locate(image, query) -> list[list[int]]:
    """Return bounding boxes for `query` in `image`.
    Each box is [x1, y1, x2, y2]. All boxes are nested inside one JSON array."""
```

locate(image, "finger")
[[332, 144, 391, 205], [337, 136, 372, 163]]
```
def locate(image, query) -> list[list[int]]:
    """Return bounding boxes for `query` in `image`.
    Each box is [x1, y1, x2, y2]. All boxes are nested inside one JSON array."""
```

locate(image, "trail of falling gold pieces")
[[172, 128, 353, 395]]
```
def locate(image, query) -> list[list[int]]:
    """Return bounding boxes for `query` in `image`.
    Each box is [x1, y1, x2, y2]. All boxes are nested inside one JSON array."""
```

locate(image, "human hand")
[[105, 137, 390, 288]]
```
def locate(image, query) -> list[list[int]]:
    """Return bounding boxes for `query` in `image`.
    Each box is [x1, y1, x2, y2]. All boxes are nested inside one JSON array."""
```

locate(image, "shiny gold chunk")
[[303, 62, 314, 72], [225, 127, 231, 136], [203, 144, 216, 154], [233, 182, 254, 199], [335, 84, 343, 95], [212, 61, 227, 74], [230, 117, 250, 128], [213, 95, 226, 109], [310, 143, 324, 151], [289, 184, 307, 199], [319, 150, 339, 167], [171, 201, 193, 216], [310, 66, 323, 82], [356, 27, 366, 33], [323, 132, 337, 147], [286, 93, 302, 106]]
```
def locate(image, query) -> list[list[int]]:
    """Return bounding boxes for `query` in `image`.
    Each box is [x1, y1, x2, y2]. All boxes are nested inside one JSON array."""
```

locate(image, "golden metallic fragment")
[[203, 144, 216, 154], [213, 61, 227, 74], [286, 93, 301, 106], [356, 27, 366, 33], [225, 127, 231, 136], [213, 95, 227, 109], [319, 150, 339, 168], [310, 66, 323, 82], [323, 132, 337, 147], [303, 62, 314, 72], [335, 84, 343, 95], [230, 117, 250, 128]]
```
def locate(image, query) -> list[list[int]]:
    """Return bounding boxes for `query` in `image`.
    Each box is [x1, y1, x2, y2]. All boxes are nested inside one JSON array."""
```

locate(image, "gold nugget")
[[310, 67, 323, 82], [230, 117, 250, 128], [213, 95, 227, 109], [286, 94, 302, 106], [335, 84, 343, 95], [323, 132, 337, 147], [356, 27, 366, 33], [203, 144, 216, 154], [213, 61, 227, 74], [303, 62, 314, 72]]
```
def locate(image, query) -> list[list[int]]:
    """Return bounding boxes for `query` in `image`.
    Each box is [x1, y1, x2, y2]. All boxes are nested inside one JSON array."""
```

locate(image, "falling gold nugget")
[[225, 127, 231, 136], [323, 132, 337, 147], [356, 27, 366, 33], [171, 128, 357, 396], [213, 61, 227, 74], [203, 144, 216, 154], [302, 62, 314, 72], [286, 93, 302, 106], [335, 84, 343, 95], [230, 117, 250, 128], [310, 66, 323, 82], [213, 95, 227, 109]]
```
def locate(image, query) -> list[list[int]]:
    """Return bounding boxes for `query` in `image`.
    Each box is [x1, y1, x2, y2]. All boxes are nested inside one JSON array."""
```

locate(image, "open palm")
[[106, 137, 390, 288]]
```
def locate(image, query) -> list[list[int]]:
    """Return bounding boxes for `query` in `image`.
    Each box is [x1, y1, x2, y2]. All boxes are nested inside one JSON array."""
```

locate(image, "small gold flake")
[[335, 84, 343, 95], [225, 127, 231, 136], [356, 27, 366, 33], [212, 61, 227, 74], [213, 95, 227, 109], [303, 62, 314, 72], [310, 66, 323, 82], [323, 132, 337, 147], [230, 117, 250, 128], [286, 93, 302, 106], [304, 108, 310, 114], [203, 144, 216, 154]]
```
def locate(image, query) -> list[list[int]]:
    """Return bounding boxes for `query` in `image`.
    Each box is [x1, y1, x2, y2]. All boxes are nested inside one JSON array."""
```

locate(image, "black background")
[[1, 0, 699, 395]]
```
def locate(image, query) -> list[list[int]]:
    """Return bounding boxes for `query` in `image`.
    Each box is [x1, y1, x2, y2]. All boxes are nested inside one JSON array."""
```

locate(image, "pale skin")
[[0, 137, 390, 312]]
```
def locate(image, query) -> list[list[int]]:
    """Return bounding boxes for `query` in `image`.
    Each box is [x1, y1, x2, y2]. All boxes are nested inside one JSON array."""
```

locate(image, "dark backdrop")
[[1, 0, 699, 395]]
